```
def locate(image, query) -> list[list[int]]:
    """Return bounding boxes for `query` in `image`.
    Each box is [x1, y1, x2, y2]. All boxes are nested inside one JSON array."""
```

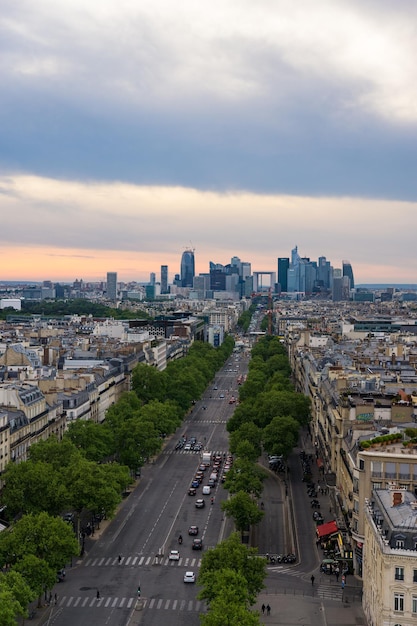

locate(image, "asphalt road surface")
[[42, 355, 246, 626]]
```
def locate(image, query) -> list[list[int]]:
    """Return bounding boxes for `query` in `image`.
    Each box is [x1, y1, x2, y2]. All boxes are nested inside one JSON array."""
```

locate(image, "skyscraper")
[[342, 260, 355, 289], [106, 272, 117, 301], [181, 249, 195, 287], [278, 258, 289, 292], [161, 265, 168, 294]]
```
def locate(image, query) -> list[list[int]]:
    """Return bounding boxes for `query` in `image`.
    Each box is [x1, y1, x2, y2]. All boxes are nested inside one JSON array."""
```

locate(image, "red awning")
[[316, 520, 338, 538]]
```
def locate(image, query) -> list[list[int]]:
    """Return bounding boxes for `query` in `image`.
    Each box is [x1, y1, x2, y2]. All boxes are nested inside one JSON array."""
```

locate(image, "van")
[[209, 473, 218, 483], [202, 485, 211, 495]]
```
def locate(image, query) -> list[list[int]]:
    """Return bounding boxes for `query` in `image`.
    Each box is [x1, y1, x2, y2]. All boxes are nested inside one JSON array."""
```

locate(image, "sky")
[[1, 0, 417, 285]]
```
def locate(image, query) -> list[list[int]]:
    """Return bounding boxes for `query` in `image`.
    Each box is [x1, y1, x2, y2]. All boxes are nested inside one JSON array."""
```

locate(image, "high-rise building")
[[149, 272, 156, 285], [180, 249, 195, 287], [342, 260, 355, 289], [161, 265, 168, 294], [278, 258, 289, 292], [106, 272, 117, 301]]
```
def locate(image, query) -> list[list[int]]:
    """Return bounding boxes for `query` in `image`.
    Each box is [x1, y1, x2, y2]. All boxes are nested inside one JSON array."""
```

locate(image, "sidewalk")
[[255, 591, 366, 625]]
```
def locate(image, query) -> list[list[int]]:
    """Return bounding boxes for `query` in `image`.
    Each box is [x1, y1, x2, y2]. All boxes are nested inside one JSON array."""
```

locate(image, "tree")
[[12, 555, 55, 608], [201, 596, 260, 626], [0, 512, 78, 570], [132, 365, 167, 404], [1, 460, 69, 519], [199, 569, 261, 625], [238, 370, 267, 403], [262, 415, 300, 458], [221, 492, 264, 534], [229, 423, 262, 459], [28, 437, 83, 471], [199, 533, 266, 606], [65, 420, 114, 462], [65, 458, 123, 519], [139, 400, 181, 436], [223, 459, 266, 498], [0, 570, 35, 624]]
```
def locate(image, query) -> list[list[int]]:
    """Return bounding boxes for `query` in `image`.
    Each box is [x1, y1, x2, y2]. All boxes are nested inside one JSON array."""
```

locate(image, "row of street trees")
[[0, 337, 234, 623], [197, 334, 310, 623]]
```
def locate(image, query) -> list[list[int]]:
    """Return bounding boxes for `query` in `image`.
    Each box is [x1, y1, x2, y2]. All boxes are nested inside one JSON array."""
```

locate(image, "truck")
[[201, 451, 212, 467]]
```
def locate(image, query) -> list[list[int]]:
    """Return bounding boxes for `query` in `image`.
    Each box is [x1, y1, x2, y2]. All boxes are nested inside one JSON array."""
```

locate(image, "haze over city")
[[1, 1, 416, 284]]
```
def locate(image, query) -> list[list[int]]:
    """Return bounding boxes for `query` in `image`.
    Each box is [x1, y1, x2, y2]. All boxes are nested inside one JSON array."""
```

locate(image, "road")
[[44, 354, 245, 626]]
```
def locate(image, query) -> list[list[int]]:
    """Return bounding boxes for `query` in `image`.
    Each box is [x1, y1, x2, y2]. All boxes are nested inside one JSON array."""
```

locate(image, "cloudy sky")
[[1, 0, 416, 285]]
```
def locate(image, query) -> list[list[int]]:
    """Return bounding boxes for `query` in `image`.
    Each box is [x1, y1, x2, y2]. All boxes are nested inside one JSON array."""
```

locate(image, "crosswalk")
[[164, 447, 228, 455], [56, 596, 206, 612], [317, 583, 344, 601], [267, 565, 301, 578], [83, 555, 203, 568]]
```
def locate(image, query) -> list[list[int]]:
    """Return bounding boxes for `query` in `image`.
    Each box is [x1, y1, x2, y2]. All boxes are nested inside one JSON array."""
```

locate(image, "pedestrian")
[[118, 554, 122, 563], [261, 603, 265, 614], [311, 575, 315, 585], [54, 593, 57, 605], [96, 589, 100, 599], [266, 604, 271, 615]]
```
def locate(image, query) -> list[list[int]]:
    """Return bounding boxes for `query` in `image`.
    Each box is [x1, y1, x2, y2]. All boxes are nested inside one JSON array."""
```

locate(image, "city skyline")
[[1, 2, 416, 284]]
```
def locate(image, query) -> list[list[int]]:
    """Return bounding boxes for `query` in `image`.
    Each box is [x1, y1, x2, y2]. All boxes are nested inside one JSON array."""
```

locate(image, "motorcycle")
[[178, 535, 183, 545]]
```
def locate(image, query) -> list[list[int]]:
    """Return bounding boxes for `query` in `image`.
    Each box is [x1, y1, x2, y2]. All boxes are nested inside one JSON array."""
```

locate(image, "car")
[[191, 479, 200, 488], [208, 478, 216, 487], [169, 550, 180, 561], [195, 499, 205, 508], [198, 464, 206, 472], [213, 386, 218, 390], [184, 443, 192, 451], [188, 487, 197, 496], [188, 525, 199, 535], [184, 571, 196, 583], [202, 485, 211, 495], [219, 394, 225, 398], [192, 538, 203, 550]]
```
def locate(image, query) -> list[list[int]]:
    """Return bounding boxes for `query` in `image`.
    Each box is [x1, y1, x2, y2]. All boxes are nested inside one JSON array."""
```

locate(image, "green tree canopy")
[[223, 459, 267, 498], [262, 415, 300, 458], [199, 533, 266, 606], [221, 491, 264, 533], [65, 420, 115, 462], [0, 512, 78, 573]]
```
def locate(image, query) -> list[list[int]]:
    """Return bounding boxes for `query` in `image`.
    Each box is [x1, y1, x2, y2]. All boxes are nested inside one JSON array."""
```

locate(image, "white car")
[[184, 571, 196, 583], [169, 550, 180, 561], [202, 485, 211, 495]]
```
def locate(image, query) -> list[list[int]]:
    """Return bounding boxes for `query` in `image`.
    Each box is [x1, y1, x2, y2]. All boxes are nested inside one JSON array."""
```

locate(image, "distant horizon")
[[1, 280, 417, 292]]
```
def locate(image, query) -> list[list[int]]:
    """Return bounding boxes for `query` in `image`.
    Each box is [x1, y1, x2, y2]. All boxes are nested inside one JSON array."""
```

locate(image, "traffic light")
[[137, 585, 141, 597]]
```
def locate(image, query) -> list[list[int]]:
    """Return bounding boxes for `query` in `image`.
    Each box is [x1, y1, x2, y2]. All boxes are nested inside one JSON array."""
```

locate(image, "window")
[[413, 569, 417, 583], [394, 593, 404, 612], [359, 459, 364, 470], [386, 462, 396, 479], [396, 540, 405, 549], [413, 596, 417, 614], [395, 567, 405, 581]]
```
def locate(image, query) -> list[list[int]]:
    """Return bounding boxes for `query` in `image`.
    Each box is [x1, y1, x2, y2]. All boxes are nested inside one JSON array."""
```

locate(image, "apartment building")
[[363, 486, 417, 626]]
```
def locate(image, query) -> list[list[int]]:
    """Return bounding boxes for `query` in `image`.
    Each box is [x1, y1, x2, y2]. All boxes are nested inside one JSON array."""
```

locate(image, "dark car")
[[192, 538, 203, 550], [188, 525, 199, 535], [191, 479, 200, 488], [188, 487, 197, 496]]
